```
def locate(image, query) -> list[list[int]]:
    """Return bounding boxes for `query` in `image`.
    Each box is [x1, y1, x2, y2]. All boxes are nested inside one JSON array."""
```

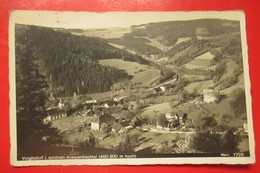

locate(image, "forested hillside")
[[16, 40, 61, 157], [15, 24, 148, 96], [108, 19, 241, 58]]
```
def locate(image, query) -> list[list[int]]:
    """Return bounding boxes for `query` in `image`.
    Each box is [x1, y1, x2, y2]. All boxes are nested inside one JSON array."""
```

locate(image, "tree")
[[214, 63, 226, 82], [229, 88, 246, 118], [82, 129, 97, 147], [15, 43, 61, 158], [191, 130, 221, 153], [116, 133, 132, 152], [157, 114, 168, 127], [194, 115, 217, 130], [221, 129, 239, 153], [100, 123, 109, 133]]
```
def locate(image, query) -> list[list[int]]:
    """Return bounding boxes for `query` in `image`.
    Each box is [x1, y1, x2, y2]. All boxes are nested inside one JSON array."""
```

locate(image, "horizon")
[[11, 11, 242, 29]]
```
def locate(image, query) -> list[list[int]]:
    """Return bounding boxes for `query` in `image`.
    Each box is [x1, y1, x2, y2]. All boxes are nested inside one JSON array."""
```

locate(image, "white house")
[[86, 100, 97, 104], [202, 89, 219, 103], [44, 108, 67, 123], [58, 99, 65, 109], [160, 86, 166, 92]]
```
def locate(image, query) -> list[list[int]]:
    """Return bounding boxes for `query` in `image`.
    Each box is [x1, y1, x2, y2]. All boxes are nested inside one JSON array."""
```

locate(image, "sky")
[[10, 11, 244, 29]]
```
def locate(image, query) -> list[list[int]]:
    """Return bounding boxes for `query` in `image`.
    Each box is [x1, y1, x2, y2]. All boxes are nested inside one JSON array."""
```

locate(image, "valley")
[[15, 18, 249, 158]]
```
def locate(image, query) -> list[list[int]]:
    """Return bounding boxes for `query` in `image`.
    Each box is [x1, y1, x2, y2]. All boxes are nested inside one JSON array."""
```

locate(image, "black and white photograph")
[[9, 11, 255, 165]]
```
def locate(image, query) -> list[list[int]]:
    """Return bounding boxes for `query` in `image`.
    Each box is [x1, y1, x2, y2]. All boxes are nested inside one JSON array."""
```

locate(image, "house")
[[156, 124, 163, 130], [86, 100, 97, 105], [90, 114, 115, 131], [130, 117, 142, 127], [58, 99, 65, 109], [113, 96, 127, 103], [44, 108, 67, 123], [160, 86, 166, 92], [202, 89, 219, 103], [111, 123, 126, 133], [104, 100, 117, 108], [164, 113, 180, 128]]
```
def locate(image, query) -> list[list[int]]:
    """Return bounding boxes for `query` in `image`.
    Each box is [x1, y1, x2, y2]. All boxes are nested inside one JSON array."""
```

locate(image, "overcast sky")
[[10, 11, 243, 29]]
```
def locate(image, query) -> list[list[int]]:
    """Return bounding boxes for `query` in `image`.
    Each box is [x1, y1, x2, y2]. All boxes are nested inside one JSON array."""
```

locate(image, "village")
[[43, 75, 248, 154]]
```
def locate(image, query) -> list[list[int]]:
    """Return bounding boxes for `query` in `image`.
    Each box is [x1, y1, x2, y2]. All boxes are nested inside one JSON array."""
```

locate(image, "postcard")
[[9, 10, 255, 166]]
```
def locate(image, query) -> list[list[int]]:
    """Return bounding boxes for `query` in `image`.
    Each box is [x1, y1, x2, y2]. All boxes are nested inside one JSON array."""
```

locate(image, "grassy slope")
[[99, 59, 161, 86], [184, 52, 214, 69], [184, 80, 214, 93], [220, 73, 245, 95]]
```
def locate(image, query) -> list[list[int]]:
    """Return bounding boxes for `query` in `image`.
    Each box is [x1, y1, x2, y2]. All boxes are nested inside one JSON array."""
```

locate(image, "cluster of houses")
[[43, 85, 220, 136], [156, 112, 189, 130], [87, 113, 139, 133]]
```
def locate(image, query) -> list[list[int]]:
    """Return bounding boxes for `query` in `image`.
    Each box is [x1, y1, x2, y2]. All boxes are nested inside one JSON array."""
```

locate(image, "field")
[[51, 116, 89, 132], [201, 101, 234, 117], [181, 74, 209, 82], [184, 52, 214, 69], [130, 129, 185, 152], [176, 37, 192, 44], [142, 102, 172, 117], [71, 27, 131, 39], [99, 59, 161, 86], [184, 80, 214, 93]]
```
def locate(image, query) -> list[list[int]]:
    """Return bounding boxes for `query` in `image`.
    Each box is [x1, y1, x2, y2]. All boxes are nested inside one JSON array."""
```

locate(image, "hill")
[[15, 24, 149, 96], [106, 19, 240, 61], [105, 19, 244, 93]]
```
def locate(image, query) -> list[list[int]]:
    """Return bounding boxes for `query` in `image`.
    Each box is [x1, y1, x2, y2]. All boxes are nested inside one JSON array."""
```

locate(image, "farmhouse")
[[90, 114, 115, 131], [160, 86, 166, 92], [113, 96, 127, 103], [44, 108, 67, 123], [111, 123, 126, 133], [202, 89, 219, 103]]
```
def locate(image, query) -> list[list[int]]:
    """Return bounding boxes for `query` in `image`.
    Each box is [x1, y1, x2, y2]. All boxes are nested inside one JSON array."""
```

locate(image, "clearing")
[[99, 59, 161, 86], [181, 74, 209, 82], [141, 102, 172, 117], [51, 116, 89, 132], [71, 27, 130, 39], [176, 37, 192, 45], [184, 52, 214, 69]]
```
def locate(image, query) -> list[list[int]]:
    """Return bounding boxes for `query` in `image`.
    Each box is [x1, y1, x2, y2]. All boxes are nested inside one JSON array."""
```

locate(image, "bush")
[[191, 129, 239, 153], [191, 130, 222, 153], [229, 88, 246, 118]]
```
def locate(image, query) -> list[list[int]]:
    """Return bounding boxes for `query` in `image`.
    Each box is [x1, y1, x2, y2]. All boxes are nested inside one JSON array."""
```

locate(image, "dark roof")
[[99, 114, 115, 125], [90, 114, 115, 125], [163, 84, 173, 88], [154, 87, 162, 92], [111, 123, 123, 132], [105, 100, 117, 106], [120, 120, 131, 127], [46, 108, 66, 117]]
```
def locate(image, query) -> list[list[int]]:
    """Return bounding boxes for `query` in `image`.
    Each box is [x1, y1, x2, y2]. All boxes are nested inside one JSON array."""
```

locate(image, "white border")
[[9, 10, 255, 166]]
